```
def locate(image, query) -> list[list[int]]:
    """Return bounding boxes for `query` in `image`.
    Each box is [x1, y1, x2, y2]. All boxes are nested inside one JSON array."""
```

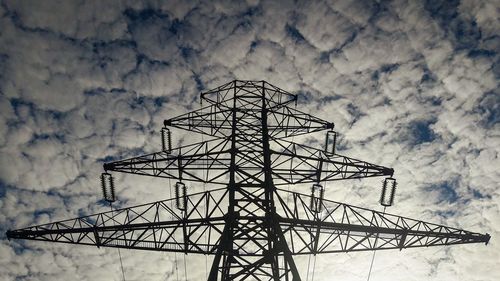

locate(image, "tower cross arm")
[[103, 138, 232, 185], [165, 102, 334, 139], [269, 140, 393, 185], [164, 103, 234, 137], [274, 189, 490, 255], [266, 104, 334, 139], [6, 189, 229, 254], [164, 81, 334, 139]]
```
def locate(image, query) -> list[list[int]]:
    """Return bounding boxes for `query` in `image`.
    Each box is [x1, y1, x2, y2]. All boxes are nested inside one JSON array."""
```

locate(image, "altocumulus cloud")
[[0, 0, 499, 280]]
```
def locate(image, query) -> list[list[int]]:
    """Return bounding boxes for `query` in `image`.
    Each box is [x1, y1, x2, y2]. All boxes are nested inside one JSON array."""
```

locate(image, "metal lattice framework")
[[7, 80, 490, 280]]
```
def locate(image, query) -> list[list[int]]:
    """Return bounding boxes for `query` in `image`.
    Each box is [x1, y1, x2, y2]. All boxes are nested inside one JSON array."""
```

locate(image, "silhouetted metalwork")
[[7, 80, 490, 280]]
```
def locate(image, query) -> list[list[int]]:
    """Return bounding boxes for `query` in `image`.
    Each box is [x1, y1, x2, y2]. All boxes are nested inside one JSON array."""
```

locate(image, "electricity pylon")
[[7, 80, 490, 280]]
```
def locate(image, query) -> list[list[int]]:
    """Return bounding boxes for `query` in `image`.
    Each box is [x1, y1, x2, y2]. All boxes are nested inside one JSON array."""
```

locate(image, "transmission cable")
[[366, 206, 387, 281], [310, 162, 330, 281], [169, 177, 180, 281], [283, 100, 297, 272], [306, 254, 312, 281], [109, 203, 126, 281], [311, 254, 317, 281], [184, 253, 188, 281], [288, 99, 297, 198], [201, 99, 208, 279]]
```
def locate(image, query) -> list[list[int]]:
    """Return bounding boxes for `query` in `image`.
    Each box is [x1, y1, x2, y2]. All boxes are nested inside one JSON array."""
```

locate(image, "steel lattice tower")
[[7, 80, 490, 280]]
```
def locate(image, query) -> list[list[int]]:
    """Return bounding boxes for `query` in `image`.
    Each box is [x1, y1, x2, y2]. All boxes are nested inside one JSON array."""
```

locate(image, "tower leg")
[[209, 225, 230, 281], [208, 221, 301, 281], [274, 222, 301, 281]]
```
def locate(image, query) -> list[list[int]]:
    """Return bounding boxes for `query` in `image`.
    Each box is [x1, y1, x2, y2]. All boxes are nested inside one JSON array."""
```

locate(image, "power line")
[[168, 177, 180, 281], [110, 204, 126, 281], [311, 254, 317, 281], [366, 206, 387, 281], [184, 254, 188, 281]]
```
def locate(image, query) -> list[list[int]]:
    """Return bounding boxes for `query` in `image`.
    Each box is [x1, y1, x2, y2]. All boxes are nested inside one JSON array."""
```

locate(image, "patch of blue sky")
[[476, 91, 500, 128], [285, 24, 306, 44], [401, 119, 437, 146], [424, 0, 482, 51], [425, 181, 459, 204]]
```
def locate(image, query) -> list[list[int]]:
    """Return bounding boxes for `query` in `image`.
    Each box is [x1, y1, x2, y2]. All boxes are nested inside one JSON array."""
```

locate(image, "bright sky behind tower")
[[0, 0, 499, 280]]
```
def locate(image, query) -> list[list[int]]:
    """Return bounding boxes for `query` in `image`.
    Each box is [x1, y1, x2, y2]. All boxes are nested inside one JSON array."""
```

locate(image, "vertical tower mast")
[[209, 81, 299, 280]]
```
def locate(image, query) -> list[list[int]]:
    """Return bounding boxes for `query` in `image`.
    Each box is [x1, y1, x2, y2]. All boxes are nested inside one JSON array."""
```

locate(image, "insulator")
[[310, 183, 324, 213], [175, 182, 187, 211], [325, 130, 337, 156], [100, 173, 116, 203], [161, 127, 172, 153], [380, 177, 397, 207]]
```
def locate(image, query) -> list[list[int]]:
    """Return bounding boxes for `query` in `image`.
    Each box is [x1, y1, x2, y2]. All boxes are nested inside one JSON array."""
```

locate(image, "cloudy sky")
[[0, 0, 499, 280]]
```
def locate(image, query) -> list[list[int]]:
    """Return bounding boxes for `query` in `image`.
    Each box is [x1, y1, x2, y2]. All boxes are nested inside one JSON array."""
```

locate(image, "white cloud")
[[296, 0, 357, 51], [0, 0, 498, 280]]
